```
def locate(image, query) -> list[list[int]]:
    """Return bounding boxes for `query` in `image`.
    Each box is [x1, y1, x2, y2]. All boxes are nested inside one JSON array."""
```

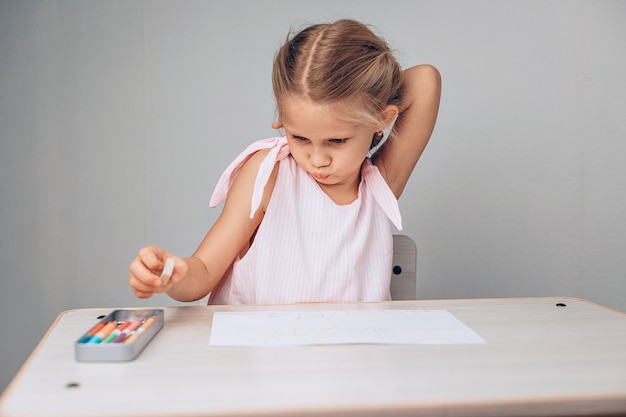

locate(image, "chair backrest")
[[390, 234, 417, 300]]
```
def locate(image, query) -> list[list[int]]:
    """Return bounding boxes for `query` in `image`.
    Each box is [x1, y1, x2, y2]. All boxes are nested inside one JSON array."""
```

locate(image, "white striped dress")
[[208, 137, 402, 305]]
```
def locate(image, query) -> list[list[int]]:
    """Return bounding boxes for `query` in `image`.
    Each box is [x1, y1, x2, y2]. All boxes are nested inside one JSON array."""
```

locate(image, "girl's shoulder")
[[211, 137, 288, 213], [244, 147, 272, 168], [235, 148, 280, 215]]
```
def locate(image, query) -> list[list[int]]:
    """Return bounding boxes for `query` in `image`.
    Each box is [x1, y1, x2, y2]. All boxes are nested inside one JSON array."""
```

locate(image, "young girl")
[[129, 19, 441, 304]]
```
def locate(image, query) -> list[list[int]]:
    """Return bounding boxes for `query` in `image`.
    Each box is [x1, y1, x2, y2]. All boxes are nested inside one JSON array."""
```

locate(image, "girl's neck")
[[315, 171, 361, 205], [318, 183, 357, 205]]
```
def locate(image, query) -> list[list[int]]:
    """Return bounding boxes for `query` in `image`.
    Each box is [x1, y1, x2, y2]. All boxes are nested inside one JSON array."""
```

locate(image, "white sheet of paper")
[[209, 310, 486, 347]]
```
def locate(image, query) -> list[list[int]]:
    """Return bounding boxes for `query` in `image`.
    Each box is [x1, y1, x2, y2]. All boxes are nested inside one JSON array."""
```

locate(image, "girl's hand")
[[128, 246, 188, 299]]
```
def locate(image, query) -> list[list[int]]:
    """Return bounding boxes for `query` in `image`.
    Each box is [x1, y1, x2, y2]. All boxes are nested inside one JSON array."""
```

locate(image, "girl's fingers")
[[138, 246, 169, 272], [131, 287, 155, 299], [129, 246, 187, 299], [128, 273, 163, 300], [129, 256, 161, 286]]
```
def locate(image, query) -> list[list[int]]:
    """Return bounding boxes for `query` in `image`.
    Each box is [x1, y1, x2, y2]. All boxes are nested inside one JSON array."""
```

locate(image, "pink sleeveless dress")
[[208, 137, 402, 305]]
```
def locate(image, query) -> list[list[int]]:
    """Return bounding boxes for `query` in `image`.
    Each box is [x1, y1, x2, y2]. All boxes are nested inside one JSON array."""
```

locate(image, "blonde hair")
[[272, 19, 403, 128]]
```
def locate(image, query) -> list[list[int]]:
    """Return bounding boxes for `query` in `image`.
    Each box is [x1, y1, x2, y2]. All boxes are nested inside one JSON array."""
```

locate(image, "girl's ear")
[[367, 107, 400, 159], [380, 105, 400, 129]]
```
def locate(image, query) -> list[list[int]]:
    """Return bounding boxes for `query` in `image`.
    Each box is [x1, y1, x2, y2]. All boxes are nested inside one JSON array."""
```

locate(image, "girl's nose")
[[310, 148, 331, 168]]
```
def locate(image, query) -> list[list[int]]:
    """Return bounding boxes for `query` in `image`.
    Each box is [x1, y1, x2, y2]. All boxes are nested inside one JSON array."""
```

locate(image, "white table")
[[1, 297, 625, 417]]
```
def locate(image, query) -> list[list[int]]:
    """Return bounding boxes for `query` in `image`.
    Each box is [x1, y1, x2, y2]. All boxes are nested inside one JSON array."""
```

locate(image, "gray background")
[[1, 0, 625, 393]]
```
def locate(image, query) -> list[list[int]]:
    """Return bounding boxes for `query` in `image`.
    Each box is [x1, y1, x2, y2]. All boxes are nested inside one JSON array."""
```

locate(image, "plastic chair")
[[390, 234, 417, 300]]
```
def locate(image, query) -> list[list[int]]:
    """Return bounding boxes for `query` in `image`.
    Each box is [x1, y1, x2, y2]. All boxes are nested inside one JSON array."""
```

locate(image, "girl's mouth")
[[311, 173, 330, 181]]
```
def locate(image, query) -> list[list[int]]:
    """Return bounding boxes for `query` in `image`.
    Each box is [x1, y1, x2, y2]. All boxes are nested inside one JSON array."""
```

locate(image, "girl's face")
[[280, 97, 377, 194]]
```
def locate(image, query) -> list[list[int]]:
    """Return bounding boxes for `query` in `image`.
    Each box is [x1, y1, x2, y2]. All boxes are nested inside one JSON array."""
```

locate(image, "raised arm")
[[374, 64, 441, 198]]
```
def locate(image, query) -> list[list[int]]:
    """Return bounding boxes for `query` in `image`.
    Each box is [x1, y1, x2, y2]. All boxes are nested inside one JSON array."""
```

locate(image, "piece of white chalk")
[[160, 257, 175, 285]]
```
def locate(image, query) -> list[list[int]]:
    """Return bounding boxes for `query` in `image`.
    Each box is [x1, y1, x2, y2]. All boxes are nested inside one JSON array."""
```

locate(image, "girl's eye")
[[329, 138, 346, 144], [293, 135, 308, 142]]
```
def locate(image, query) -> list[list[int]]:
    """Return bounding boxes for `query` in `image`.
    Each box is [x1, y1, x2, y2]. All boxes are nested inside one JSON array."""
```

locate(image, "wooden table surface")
[[1, 297, 625, 417]]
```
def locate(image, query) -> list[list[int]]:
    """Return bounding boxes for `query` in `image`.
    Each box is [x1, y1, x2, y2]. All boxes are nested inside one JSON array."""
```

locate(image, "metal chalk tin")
[[75, 309, 164, 362]]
